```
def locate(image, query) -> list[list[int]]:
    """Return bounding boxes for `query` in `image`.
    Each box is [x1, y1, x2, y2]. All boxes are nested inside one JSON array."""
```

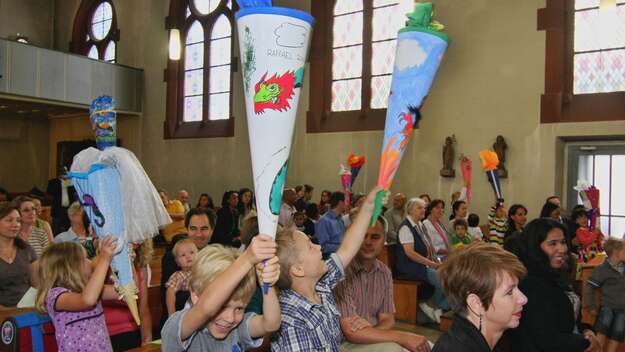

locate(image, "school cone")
[[371, 3, 450, 224], [235, 3, 314, 292], [235, 4, 314, 237]]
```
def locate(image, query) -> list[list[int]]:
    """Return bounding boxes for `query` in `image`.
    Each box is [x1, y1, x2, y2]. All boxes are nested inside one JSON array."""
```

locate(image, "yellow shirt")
[[163, 200, 186, 242]]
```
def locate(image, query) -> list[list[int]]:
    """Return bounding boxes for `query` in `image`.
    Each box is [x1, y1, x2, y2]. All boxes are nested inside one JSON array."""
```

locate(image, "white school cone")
[[236, 6, 314, 238]]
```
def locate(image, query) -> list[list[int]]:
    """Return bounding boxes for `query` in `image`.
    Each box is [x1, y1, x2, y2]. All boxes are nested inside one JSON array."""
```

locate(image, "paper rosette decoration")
[[479, 150, 503, 203], [371, 2, 450, 224], [574, 180, 601, 231], [69, 96, 171, 326], [460, 156, 472, 202], [235, 3, 313, 238], [347, 153, 366, 191]]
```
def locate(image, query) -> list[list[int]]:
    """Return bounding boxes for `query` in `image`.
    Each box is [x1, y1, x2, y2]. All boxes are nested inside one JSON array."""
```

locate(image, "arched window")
[[164, 0, 235, 139], [308, 0, 414, 132], [538, 0, 625, 123], [70, 0, 119, 63]]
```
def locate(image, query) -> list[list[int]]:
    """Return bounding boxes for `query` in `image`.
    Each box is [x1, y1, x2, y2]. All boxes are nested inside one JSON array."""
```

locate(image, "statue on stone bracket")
[[440, 135, 456, 178], [493, 135, 508, 178]]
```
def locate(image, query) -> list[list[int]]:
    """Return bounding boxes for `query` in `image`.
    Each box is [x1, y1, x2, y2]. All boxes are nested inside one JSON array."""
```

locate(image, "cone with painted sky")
[[371, 2, 450, 225]]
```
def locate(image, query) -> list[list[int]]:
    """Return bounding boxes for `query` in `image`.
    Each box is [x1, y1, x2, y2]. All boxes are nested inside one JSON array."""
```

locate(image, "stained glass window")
[[182, 0, 233, 122], [331, 0, 415, 111], [75, 1, 117, 62], [88, 45, 99, 59], [331, 0, 363, 112], [91, 2, 113, 40], [573, 1, 625, 94], [104, 41, 116, 63]]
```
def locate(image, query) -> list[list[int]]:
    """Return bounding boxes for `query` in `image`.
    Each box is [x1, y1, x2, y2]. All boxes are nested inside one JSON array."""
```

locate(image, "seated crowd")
[[0, 184, 623, 352]]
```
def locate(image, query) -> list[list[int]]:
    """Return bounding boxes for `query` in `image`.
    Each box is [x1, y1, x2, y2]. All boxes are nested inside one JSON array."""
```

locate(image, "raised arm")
[[179, 235, 276, 340], [55, 236, 116, 311], [248, 256, 281, 337], [336, 186, 384, 268]]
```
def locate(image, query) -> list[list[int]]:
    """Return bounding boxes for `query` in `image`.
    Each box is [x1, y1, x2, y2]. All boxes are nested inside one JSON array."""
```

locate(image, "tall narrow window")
[[71, 0, 119, 63], [573, 1, 625, 94], [309, 0, 415, 133], [538, 0, 625, 123], [165, 0, 235, 138], [566, 143, 625, 237]]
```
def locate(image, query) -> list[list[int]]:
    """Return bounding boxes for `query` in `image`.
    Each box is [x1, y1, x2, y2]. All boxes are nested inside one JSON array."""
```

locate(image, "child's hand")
[[360, 186, 386, 212], [245, 234, 277, 265], [255, 256, 280, 287], [99, 236, 117, 260]]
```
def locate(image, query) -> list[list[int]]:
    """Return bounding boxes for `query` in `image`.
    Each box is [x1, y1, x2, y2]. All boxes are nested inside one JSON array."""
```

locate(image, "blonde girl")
[[35, 237, 117, 352]]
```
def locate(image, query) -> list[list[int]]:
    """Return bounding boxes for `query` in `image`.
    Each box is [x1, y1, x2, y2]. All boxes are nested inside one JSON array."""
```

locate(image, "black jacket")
[[433, 314, 500, 352], [508, 272, 591, 352], [212, 207, 240, 246]]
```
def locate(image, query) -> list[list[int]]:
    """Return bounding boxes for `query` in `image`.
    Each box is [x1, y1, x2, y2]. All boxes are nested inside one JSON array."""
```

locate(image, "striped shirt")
[[334, 257, 395, 326], [488, 206, 507, 246], [271, 254, 345, 352], [27, 227, 49, 258]]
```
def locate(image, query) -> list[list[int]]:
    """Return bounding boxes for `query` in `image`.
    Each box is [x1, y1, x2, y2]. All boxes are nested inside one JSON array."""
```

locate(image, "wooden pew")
[[380, 244, 421, 324]]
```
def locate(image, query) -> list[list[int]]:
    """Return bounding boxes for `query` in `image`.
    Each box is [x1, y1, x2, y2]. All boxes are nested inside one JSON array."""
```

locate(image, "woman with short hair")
[[13, 196, 51, 258], [54, 201, 96, 258], [397, 197, 449, 321], [433, 242, 528, 351]]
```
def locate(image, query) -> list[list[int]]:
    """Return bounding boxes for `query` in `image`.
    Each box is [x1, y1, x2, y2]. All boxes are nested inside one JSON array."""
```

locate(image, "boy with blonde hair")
[[165, 238, 198, 315], [161, 235, 280, 351], [272, 187, 386, 351]]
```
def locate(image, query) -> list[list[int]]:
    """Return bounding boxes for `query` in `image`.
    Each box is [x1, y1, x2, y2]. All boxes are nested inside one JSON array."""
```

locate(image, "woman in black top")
[[211, 191, 240, 247], [508, 218, 601, 352], [433, 242, 528, 352]]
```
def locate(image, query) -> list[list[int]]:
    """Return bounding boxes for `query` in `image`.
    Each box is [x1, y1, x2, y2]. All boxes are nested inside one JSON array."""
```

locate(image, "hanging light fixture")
[[168, 29, 181, 61]]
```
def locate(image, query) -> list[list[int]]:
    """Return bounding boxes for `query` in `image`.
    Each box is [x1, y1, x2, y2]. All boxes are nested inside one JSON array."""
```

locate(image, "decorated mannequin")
[[69, 96, 171, 324]]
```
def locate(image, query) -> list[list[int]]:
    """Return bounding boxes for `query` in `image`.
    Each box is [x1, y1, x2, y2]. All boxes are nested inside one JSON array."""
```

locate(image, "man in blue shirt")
[[315, 191, 346, 258]]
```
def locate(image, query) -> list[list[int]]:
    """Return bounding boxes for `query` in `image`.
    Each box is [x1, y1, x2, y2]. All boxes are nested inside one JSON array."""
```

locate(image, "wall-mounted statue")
[[493, 135, 508, 178], [440, 135, 456, 178]]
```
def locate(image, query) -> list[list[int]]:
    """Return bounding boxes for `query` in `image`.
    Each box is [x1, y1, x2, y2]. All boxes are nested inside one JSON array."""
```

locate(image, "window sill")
[[163, 119, 234, 139]]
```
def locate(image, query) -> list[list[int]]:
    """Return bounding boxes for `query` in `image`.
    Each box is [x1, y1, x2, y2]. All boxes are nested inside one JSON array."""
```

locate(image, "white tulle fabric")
[[70, 147, 172, 243]]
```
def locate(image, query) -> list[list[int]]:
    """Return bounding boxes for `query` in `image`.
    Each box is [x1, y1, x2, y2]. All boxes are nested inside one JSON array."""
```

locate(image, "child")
[[35, 237, 118, 352], [161, 235, 281, 351], [573, 208, 604, 263], [583, 238, 625, 352], [272, 187, 386, 351], [293, 211, 306, 233], [488, 201, 507, 246], [166, 238, 198, 315], [450, 219, 472, 251], [467, 213, 484, 242]]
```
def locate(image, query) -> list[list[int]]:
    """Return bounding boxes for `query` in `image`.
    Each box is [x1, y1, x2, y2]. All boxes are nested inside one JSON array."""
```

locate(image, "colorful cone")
[[371, 3, 449, 225], [236, 5, 313, 239]]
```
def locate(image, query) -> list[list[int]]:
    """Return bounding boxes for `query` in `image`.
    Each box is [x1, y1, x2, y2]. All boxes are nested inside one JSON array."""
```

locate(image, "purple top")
[[46, 287, 113, 352]]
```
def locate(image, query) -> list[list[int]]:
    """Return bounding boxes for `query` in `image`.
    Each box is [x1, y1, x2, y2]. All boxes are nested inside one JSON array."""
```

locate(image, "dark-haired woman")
[[505, 204, 527, 239], [508, 218, 601, 352], [212, 191, 240, 247], [0, 203, 37, 308], [449, 200, 468, 228], [237, 188, 255, 227], [423, 199, 452, 260], [196, 193, 215, 210]]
